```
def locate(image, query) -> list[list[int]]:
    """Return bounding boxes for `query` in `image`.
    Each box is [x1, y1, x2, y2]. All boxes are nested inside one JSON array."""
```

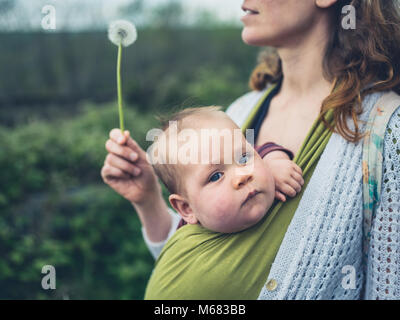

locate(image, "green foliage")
[[0, 103, 158, 299], [0, 28, 258, 125], [150, 0, 184, 28]]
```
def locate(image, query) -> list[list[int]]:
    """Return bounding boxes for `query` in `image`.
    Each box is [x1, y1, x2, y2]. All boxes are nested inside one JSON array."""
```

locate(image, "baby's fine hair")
[[151, 106, 223, 196]]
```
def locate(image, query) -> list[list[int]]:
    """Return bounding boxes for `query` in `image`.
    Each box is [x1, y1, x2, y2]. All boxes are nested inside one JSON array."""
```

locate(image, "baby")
[[148, 106, 304, 233]]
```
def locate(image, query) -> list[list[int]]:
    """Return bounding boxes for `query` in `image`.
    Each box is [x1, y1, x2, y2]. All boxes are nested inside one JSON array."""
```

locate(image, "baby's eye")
[[238, 152, 251, 165], [209, 172, 223, 182]]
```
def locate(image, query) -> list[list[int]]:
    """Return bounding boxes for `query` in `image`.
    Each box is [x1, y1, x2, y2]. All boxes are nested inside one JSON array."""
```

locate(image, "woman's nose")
[[232, 172, 253, 190]]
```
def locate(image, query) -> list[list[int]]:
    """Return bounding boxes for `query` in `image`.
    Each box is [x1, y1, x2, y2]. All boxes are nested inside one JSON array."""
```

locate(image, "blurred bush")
[[0, 28, 258, 126], [0, 103, 162, 299]]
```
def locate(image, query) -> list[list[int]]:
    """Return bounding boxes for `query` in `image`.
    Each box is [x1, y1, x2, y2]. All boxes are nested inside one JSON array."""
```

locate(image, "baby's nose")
[[232, 172, 253, 189]]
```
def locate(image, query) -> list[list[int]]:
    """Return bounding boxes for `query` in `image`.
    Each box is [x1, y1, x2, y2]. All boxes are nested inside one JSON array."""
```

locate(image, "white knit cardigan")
[[142, 89, 400, 300]]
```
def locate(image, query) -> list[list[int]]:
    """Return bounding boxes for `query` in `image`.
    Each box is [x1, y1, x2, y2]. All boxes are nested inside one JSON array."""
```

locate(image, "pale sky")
[[164, 0, 244, 22], [103, 0, 245, 26], [0, 0, 245, 31]]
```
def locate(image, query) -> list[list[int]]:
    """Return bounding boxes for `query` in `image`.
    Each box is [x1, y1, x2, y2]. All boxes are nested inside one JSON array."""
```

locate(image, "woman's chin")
[[241, 29, 273, 47]]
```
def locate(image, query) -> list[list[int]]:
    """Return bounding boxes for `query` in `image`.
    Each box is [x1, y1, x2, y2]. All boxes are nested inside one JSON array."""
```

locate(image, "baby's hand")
[[262, 152, 304, 202]]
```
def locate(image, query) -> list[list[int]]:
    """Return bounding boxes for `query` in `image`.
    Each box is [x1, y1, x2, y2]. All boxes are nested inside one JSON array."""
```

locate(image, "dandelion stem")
[[117, 43, 124, 132]]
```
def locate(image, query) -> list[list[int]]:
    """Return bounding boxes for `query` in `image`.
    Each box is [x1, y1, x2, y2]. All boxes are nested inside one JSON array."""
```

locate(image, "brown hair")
[[250, 0, 400, 143], [151, 106, 223, 195]]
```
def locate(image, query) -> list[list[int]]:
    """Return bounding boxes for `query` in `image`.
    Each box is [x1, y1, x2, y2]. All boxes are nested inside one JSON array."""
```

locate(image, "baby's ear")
[[169, 194, 198, 225]]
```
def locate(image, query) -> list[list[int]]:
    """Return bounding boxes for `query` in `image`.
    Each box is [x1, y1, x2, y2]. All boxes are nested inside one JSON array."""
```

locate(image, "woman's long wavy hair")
[[250, 0, 400, 143]]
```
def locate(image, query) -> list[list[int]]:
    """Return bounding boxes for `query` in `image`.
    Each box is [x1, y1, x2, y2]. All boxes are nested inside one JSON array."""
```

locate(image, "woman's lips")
[[241, 5, 259, 14], [240, 10, 259, 23]]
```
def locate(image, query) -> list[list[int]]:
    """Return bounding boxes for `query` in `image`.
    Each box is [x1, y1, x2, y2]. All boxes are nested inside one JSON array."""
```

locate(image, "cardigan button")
[[266, 279, 278, 292]]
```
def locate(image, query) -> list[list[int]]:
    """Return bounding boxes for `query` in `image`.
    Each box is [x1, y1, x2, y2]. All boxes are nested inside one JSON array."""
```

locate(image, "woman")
[[101, 0, 400, 299]]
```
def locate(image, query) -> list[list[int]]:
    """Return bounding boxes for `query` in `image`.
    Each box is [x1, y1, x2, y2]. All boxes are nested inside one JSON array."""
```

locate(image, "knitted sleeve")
[[366, 106, 400, 299]]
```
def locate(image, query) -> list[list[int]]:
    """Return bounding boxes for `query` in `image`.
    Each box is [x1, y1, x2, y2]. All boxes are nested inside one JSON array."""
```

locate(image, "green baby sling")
[[145, 85, 336, 300]]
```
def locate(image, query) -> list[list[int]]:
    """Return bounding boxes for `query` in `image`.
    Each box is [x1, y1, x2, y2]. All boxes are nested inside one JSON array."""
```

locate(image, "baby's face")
[[181, 115, 275, 233]]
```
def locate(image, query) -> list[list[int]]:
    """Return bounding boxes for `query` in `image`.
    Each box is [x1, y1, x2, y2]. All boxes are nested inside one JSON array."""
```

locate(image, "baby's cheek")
[[211, 192, 237, 221], [256, 162, 275, 203], [265, 171, 275, 191]]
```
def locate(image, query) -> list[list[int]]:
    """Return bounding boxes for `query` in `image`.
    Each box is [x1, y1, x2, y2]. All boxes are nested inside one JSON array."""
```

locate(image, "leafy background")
[[0, 0, 260, 299]]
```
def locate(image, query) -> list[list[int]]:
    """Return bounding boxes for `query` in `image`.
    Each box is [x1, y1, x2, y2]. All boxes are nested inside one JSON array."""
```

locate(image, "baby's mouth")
[[241, 190, 261, 207]]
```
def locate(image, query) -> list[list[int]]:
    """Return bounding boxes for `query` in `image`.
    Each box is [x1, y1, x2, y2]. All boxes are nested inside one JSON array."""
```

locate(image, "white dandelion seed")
[[108, 20, 138, 132], [108, 20, 137, 47]]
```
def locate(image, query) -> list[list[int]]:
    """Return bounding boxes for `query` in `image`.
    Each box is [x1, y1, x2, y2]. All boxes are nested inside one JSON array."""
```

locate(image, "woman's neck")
[[276, 15, 335, 99]]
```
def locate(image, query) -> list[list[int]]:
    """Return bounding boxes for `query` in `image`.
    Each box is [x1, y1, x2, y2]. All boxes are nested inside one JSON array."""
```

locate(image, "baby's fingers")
[[288, 177, 302, 194], [292, 163, 303, 176], [291, 170, 304, 186], [275, 190, 287, 202], [280, 184, 297, 198]]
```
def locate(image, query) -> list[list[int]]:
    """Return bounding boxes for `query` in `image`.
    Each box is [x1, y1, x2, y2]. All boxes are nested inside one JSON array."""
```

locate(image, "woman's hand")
[[101, 129, 172, 244], [101, 129, 161, 206]]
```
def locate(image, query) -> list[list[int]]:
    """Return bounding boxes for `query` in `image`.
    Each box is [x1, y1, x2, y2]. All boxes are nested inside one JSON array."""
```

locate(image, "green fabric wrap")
[[145, 87, 335, 300]]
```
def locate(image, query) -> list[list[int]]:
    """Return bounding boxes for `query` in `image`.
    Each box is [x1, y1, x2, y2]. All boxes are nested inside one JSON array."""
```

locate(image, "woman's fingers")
[[101, 163, 131, 181], [125, 134, 148, 159], [109, 128, 146, 158], [105, 138, 138, 163], [105, 153, 141, 176], [110, 128, 129, 145]]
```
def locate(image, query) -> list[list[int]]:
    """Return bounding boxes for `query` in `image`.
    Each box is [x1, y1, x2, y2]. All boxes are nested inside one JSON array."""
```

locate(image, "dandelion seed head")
[[108, 20, 137, 47]]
